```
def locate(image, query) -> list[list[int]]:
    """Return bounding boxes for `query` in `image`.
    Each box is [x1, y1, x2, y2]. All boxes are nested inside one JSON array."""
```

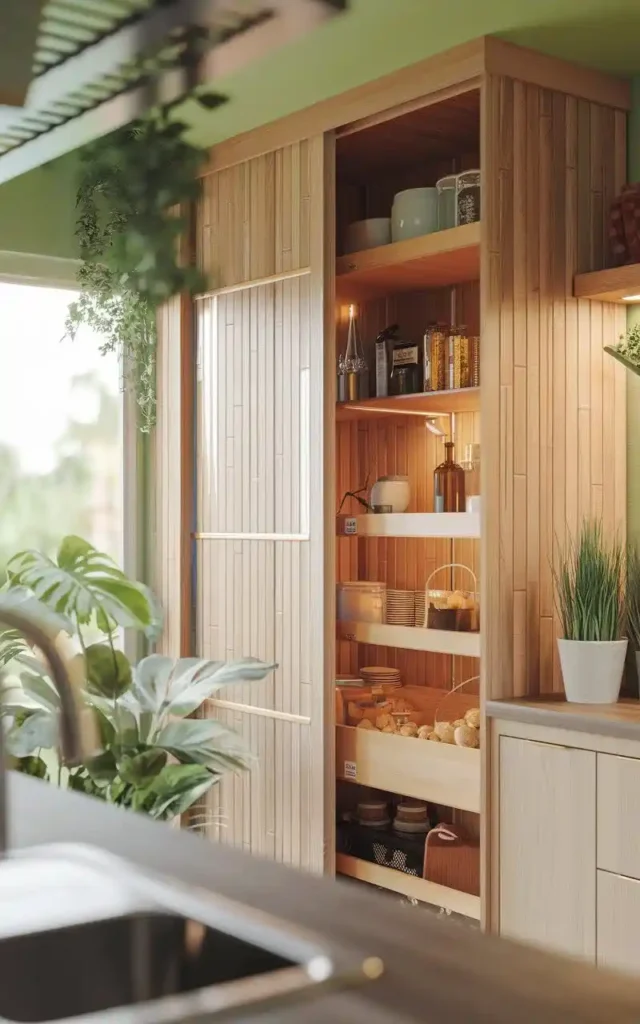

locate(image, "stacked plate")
[[386, 589, 415, 626], [414, 590, 426, 628], [360, 665, 402, 690]]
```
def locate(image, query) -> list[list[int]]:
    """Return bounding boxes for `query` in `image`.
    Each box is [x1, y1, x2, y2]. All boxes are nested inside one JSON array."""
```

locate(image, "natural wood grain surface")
[[336, 853, 481, 919], [574, 263, 640, 302], [336, 223, 480, 300], [597, 754, 640, 879], [193, 136, 332, 870], [481, 76, 627, 701], [597, 871, 640, 975], [498, 735, 596, 960], [335, 722, 480, 812]]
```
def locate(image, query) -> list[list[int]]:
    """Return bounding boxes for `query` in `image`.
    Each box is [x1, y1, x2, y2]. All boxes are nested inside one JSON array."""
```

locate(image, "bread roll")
[[464, 707, 481, 729], [417, 725, 432, 740], [399, 722, 418, 737], [357, 718, 376, 730], [454, 724, 479, 748], [376, 712, 395, 731], [434, 721, 455, 744]]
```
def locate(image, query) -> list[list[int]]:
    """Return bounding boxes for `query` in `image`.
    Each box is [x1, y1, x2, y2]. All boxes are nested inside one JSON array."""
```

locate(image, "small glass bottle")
[[461, 443, 480, 510], [434, 440, 465, 513], [344, 304, 368, 401], [337, 351, 347, 402]]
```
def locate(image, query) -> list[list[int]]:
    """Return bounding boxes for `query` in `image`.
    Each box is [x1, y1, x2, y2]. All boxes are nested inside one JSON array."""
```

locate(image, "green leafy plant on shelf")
[[605, 322, 640, 377], [65, 110, 209, 433], [0, 536, 274, 820], [553, 520, 625, 642]]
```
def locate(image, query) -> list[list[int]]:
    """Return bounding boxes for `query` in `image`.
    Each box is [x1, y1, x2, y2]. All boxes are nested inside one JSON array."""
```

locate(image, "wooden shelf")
[[336, 222, 480, 299], [336, 724, 480, 812], [573, 263, 640, 303], [337, 621, 481, 657], [336, 512, 480, 539], [336, 854, 481, 919], [336, 387, 479, 421]]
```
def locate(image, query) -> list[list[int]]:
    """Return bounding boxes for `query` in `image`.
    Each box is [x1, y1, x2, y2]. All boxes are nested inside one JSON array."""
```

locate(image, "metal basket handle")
[[434, 675, 480, 727], [425, 562, 478, 593]]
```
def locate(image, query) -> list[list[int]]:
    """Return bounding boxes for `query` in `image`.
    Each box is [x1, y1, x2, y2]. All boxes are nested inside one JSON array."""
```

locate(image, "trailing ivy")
[[65, 110, 207, 432]]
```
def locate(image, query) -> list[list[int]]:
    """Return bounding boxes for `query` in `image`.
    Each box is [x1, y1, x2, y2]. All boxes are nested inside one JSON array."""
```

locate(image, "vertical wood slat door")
[[194, 136, 334, 872]]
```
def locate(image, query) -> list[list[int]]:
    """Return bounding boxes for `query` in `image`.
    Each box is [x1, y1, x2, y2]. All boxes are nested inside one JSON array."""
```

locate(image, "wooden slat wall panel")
[[335, 282, 480, 693], [194, 137, 330, 873], [483, 76, 627, 700]]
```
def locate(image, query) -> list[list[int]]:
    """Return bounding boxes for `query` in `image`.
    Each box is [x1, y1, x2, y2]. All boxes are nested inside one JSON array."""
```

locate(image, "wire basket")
[[422, 563, 479, 632]]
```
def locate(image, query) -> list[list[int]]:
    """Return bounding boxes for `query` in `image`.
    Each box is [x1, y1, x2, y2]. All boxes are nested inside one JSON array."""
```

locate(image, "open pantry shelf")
[[573, 262, 640, 303], [337, 621, 481, 657], [336, 724, 480, 813], [336, 222, 480, 300], [336, 387, 480, 422], [336, 853, 481, 919], [336, 512, 480, 539]]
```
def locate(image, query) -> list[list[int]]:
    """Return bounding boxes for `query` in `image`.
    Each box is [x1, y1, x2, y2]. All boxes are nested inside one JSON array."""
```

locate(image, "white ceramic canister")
[[391, 188, 438, 242], [370, 475, 411, 513]]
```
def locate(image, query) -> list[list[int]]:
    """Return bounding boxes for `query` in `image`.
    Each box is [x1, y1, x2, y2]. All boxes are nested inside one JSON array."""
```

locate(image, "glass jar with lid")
[[456, 169, 481, 225], [436, 174, 457, 231]]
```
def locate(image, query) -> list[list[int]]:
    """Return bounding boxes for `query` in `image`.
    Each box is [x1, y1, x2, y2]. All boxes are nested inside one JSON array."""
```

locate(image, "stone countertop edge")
[[486, 697, 640, 742]]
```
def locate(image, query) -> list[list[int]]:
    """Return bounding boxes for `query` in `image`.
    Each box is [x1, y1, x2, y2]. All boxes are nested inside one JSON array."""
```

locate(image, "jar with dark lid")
[[385, 324, 421, 396]]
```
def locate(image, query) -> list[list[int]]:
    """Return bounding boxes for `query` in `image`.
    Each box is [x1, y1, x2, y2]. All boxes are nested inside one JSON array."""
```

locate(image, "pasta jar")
[[456, 169, 481, 225]]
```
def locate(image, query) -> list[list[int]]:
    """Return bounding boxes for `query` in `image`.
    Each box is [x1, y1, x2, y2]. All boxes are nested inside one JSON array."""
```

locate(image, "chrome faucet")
[[0, 600, 97, 853]]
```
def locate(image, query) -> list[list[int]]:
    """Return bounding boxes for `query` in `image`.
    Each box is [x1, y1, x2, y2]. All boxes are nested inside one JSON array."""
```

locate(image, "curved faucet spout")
[[0, 600, 98, 854]]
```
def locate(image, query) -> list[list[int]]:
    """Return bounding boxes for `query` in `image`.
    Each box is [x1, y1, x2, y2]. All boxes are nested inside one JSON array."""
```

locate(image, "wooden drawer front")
[[597, 754, 640, 878], [499, 737, 596, 960], [597, 870, 640, 975]]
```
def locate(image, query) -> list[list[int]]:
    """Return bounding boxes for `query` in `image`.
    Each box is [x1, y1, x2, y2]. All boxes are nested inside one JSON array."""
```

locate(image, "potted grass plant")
[[626, 545, 640, 686], [554, 520, 626, 704]]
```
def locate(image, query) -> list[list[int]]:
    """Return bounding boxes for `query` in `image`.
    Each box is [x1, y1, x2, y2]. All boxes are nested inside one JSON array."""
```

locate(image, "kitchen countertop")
[[486, 696, 640, 742], [8, 772, 640, 1023]]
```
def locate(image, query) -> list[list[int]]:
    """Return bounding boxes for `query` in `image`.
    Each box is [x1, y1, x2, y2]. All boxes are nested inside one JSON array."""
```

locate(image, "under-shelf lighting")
[[623, 294, 640, 302], [425, 418, 446, 436]]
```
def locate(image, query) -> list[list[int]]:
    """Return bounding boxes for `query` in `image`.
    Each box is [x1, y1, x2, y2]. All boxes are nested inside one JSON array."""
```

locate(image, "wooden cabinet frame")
[[151, 35, 630, 918]]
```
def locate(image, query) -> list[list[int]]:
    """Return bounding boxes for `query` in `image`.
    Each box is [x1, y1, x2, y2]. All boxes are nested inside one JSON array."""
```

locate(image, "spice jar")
[[423, 323, 447, 392], [456, 169, 481, 225]]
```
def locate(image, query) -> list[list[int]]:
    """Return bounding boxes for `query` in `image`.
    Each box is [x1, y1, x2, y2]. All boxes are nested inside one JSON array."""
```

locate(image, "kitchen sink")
[[0, 909, 295, 1022], [0, 844, 380, 1023]]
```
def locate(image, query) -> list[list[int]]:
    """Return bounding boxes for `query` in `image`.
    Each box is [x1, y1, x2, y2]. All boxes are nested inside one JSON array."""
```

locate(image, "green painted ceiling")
[[186, 0, 640, 148], [3, 0, 640, 261]]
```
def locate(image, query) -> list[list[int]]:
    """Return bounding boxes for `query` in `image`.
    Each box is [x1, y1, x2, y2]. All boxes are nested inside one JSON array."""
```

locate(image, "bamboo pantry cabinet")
[[151, 38, 630, 928]]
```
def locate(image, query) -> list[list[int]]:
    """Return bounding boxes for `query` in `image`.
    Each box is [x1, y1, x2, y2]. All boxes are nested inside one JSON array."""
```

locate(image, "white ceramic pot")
[[370, 475, 410, 513], [557, 638, 627, 704], [345, 218, 391, 252], [391, 188, 438, 242]]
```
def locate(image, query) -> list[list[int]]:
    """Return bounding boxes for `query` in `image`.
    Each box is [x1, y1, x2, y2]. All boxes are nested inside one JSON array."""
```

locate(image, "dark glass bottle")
[[434, 441, 465, 512], [387, 324, 421, 395]]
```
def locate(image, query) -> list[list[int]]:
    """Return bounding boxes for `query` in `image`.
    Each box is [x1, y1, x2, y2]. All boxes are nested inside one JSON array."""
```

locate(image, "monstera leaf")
[[131, 655, 277, 719], [6, 536, 160, 637]]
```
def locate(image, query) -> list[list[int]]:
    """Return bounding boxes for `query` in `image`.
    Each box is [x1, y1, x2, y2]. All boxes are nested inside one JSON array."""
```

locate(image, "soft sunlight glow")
[[622, 294, 640, 302], [0, 283, 119, 473]]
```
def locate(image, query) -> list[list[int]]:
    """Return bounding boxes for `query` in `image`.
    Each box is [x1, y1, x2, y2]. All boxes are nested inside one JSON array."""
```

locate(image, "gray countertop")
[[486, 696, 640, 742], [9, 772, 640, 1023]]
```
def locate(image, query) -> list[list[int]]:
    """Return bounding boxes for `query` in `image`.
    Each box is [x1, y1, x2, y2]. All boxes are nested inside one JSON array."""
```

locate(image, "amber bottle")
[[434, 441, 465, 512]]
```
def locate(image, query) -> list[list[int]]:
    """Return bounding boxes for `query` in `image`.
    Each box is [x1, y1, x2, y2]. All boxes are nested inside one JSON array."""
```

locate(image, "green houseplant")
[[626, 545, 640, 685], [605, 322, 640, 377], [553, 520, 626, 704], [0, 536, 274, 819]]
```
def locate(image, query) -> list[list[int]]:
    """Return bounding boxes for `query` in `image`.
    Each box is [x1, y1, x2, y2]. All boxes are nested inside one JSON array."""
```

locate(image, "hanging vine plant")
[[65, 109, 209, 432]]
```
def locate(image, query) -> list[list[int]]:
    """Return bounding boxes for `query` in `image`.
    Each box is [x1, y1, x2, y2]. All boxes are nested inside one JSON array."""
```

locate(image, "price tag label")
[[344, 518, 357, 535], [343, 760, 357, 780]]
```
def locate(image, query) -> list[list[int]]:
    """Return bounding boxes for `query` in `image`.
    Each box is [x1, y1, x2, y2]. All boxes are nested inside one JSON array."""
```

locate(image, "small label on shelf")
[[344, 518, 357, 535], [343, 760, 357, 779]]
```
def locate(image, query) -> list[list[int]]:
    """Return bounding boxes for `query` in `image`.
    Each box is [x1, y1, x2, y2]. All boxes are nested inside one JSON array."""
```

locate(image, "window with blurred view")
[[0, 282, 123, 579]]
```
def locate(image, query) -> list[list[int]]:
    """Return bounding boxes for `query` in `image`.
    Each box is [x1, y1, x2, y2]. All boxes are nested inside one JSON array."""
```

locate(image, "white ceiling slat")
[[0, 0, 347, 184]]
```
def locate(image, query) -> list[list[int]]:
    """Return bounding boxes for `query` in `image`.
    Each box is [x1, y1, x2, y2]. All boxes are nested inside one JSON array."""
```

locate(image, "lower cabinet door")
[[597, 870, 640, 975], [499, 735, 596, 960]]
